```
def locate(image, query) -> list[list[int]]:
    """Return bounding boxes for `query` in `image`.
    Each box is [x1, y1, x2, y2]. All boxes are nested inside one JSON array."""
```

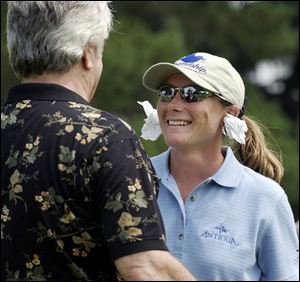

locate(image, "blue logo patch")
[[180, 53, 206, 63], [175, 53, 207, 73]]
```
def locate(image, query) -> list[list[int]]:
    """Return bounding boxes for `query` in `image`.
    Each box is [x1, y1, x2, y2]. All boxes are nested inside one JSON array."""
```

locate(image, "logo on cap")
[[180, 53, 206, 63], [175, 53, 207, 74]]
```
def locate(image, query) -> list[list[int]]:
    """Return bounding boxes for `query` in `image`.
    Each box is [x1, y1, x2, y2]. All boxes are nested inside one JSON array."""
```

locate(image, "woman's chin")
[[164, 136, 186, 148]]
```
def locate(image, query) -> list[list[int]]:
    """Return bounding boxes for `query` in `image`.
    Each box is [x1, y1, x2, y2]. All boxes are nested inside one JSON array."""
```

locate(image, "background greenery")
[[1, 1, 299, 220]]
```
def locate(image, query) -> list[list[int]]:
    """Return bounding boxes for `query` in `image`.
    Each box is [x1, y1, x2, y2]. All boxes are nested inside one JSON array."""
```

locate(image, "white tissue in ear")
[[137, 101, 161, 141], [223, 114, 248, 144]]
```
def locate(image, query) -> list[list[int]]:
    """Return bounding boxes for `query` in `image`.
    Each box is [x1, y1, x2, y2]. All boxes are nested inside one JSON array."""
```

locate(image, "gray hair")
[[7, 1, 113, 78]]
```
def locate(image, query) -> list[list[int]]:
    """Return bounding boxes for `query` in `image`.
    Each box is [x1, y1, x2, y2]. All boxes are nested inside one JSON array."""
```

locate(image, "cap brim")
[[142, 62, 220, 94]]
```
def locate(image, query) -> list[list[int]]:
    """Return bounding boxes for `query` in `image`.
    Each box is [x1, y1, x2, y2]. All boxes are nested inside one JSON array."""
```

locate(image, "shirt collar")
[[212, 146, 243, 188], [151, 148, 171, 181], [151, 146, 243, 189], [5, 83, 89, 105]]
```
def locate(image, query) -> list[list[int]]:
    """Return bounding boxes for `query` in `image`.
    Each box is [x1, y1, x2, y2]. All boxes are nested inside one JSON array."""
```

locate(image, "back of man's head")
[[7, 1, 113, 79]]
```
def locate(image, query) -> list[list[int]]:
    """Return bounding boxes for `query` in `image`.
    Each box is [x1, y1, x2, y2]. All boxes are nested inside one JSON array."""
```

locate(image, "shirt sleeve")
[[94, 135, 168, 260], [258, 194, 299, 281]]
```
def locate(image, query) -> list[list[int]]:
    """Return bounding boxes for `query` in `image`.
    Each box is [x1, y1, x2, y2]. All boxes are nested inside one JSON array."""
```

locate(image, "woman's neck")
[[169, 146, 224, 201]]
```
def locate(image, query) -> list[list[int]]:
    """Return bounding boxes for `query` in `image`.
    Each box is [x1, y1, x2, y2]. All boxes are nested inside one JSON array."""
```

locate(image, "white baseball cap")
[[142, 52, 245, 109]]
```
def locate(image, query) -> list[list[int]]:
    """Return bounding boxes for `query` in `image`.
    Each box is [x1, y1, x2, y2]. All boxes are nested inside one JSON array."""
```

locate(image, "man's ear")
[[227, 106, 240, 117], [82, 45, 93, 70]]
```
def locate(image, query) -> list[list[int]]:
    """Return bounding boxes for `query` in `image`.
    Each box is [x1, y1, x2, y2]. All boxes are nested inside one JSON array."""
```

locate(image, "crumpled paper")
[[223, 113, 248, 144], [137, 101, 161, 141]]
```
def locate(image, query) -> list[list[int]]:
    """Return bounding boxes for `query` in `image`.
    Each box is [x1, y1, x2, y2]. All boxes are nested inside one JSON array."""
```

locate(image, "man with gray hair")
[[1, 2, 196, 281]]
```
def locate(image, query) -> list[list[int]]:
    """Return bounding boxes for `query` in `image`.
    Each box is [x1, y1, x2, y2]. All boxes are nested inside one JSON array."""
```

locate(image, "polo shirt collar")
[[6, 83, 89, 105], [212, 146, 243, 188], [152, 146, 243, 189], [151, 148, 171, 181]]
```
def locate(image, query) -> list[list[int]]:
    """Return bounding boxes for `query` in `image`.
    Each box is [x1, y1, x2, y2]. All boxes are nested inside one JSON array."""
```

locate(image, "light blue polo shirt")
[[152, 147, 299, 281]]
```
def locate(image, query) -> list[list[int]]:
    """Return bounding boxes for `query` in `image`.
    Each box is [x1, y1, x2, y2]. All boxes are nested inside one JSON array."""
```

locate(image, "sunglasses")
[[158, 85, 215, 103]]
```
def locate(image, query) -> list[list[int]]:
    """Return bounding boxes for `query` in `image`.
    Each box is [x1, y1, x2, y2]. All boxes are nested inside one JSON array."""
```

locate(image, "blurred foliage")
[[1, 1, 298, 219]]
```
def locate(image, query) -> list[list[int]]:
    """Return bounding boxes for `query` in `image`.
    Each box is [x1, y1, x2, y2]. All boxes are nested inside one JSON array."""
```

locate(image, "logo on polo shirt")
[[200, 223, 239, 247]]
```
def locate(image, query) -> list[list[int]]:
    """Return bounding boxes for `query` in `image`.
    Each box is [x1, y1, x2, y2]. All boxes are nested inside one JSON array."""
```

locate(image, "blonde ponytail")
[[230, 116, 284, 184]]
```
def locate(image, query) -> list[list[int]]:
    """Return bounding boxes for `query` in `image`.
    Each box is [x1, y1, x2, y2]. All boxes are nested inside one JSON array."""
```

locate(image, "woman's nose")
[[168, 90, 184, 110]]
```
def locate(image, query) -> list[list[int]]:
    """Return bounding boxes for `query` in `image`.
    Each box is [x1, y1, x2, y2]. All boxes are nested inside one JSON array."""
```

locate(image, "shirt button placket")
[[190, 195, 197, 201]]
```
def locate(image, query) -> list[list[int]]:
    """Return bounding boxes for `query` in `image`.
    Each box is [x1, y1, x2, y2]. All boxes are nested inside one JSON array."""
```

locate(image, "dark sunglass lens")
[[181, 86, 199, 102], [159, 87, 175, 102]]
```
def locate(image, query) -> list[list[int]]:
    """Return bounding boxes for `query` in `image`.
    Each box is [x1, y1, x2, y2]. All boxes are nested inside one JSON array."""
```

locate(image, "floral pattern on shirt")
[[1, 84, 167, 281]]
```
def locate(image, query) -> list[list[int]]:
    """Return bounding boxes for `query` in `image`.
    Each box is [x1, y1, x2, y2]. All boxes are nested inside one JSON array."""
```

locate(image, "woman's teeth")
[[168, 120, 191, 126]]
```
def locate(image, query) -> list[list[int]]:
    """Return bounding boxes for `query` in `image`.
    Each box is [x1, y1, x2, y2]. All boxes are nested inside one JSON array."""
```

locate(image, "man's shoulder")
[[62, 102, 137, 143], [54, 102, 136, 139]]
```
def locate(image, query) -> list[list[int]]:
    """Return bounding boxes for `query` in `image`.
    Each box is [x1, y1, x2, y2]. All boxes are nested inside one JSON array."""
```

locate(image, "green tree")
[[1, 1, 298, 219]]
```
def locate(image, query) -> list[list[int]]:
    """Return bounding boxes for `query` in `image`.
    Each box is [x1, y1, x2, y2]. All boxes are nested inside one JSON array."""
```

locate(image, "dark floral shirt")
[[1, 83, 167, 281]]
